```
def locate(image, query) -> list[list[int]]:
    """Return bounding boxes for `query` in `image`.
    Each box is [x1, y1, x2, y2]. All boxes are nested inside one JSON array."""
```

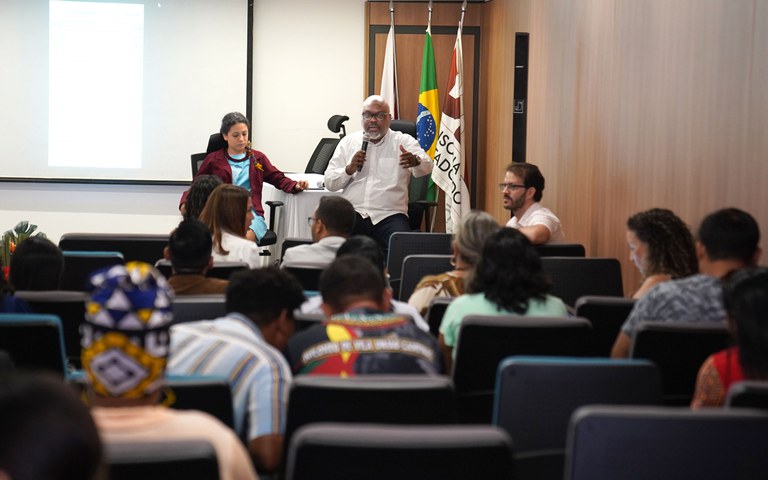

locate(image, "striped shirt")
[[168, 313, 291, 441]]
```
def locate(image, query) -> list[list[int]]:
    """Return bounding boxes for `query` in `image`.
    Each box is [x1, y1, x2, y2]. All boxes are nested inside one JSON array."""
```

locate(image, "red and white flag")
[[380, 18, 399, 119], [432, 27, 469, 233]]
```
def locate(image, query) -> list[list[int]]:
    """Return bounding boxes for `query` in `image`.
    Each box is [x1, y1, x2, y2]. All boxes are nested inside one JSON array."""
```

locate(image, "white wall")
[[0, 0, 366, 245]]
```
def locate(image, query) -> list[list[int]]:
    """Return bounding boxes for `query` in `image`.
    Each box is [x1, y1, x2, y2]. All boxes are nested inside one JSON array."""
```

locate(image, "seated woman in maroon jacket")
[[180, 112, 308, 242]]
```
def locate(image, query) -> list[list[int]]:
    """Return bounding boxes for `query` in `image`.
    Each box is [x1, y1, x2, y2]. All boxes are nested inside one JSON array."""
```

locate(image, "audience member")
[[180, 112, 308, 242], [692, 267, 768, 408], [298, 235, 430, 332], [324, 95, 433, 251], [168, 267, 305, 474], [0, 260, 31, 313], [501, 162, 564, 244], [199, 184, 263, 268], [612, 208, 761, 358], [439, 228, 568, 370], [281, 196, 356, 269], [407, 210, 500, 316], [164, 219, 228, 295], [82, 262, 256, 480], [183, 174, 223, 220], [9, 236, 64, 291], [626, 208, 698, 298], [286, 256, 443, 376], [0, 372, 104, 480]]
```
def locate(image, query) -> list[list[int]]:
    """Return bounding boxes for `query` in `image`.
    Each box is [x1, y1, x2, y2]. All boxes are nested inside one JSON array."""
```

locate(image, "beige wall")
[[480, 0, 768, 295]]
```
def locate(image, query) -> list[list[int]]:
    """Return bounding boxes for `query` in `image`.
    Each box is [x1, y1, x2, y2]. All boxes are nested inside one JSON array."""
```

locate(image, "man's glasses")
[[307, 217, 316, 227], [498, 183, 528, 192], [362, 112, 390, 120]]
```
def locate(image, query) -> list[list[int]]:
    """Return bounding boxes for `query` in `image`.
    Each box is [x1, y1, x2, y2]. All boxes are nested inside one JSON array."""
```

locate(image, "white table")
[[262, 173, 340, 256]]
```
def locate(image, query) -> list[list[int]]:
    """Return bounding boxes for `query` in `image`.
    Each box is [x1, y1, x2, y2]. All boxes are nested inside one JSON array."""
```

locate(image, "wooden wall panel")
[[481, 0, 768, 295]]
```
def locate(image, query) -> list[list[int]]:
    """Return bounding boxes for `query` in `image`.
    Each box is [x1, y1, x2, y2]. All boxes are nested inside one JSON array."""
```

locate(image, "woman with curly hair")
[[183, 174, 223, 221], [626, 208, 698, 298], [438, 228, 568, 370], [198, 184, 262, 268]]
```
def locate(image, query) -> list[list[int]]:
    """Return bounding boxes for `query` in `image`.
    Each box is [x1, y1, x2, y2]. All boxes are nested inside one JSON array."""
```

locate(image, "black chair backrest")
[[390, 119, 417, 138], [107, 440, 220, 480], [387, 232, 453, 297], [425, 296, 454, 338], [399, 254, 453, 302], [59, 233, 168, 265], [171, 295, 227, 324], [15, 290, 88, 369], [305, 138, 340, 174], [283, 375, 457, 468], [166, 376, 234, 429], [534, 243, 586, 257], [60, 251, 125, 291], [574, 295, 636, 356], [0, 313, 67, 376], [541, 257, 624, 307], [407, 174, 439, 232], [286, 423, 514, 480], [453, 315, 593, 423], [284, 266, 324, 292], [630, 321, 731, 405], [190, 152, 206, 177], [726, 381, 768, 410], [154, 259, 248, 280], [564, 405, 768, 480]]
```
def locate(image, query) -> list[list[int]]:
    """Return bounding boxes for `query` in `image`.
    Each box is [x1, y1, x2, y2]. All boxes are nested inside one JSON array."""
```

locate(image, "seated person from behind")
[[180, 112, 308, 242], [625, 208, 698, 298], [281, 196, 356, 269], [168, 268, 305, 474], [199, 184, 264, 269], [439, 228, 568, 371], [501, 162, 564, 244], [611, 208, 761, 358], [0, 372, 103, 480], [298, 235, 429, 333], [407, 210, 500, 316], [324, 95, 433, 251], [691, 267, 768, 408], [9, 236, 64, 291], [286, 255, 443, 376], [182, 174, 223, 221], [82, 262, 257, 480], [164, 218, 229, 295], [0, 260, 31, 313]]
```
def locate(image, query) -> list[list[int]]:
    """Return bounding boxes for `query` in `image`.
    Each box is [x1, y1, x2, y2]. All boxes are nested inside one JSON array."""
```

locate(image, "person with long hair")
[[180, 112, 308, 242], [183, 174, 223, 221], [407, 210, 501, 316], [692, 267, 768, 408], [198, 184, 262, 268], [438, 228, 568, 370], [626, 208, 698, 298]]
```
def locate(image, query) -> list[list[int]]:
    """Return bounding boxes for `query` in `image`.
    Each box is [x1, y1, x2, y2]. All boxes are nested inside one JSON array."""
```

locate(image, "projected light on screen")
[[49, 1, 144, 169]]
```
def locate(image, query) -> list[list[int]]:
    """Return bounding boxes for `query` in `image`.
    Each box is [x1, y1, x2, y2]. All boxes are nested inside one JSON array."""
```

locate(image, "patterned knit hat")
[[81, 262, 173, 398]]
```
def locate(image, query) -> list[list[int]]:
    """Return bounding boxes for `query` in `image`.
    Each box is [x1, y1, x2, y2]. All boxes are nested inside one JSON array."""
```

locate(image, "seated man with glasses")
[[324, 95, 433, 252], [501, 162, 564, 244]]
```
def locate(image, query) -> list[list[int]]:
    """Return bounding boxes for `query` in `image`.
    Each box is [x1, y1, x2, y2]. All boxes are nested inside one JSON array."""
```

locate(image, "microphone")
[[358, 133, 370, 172]]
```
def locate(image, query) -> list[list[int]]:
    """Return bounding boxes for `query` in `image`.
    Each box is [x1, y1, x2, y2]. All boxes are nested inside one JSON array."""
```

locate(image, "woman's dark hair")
[[199, 184, 250, 256], [220, 112, 250, 135], [469, 228, 551, 314], [184, 174, 223, 221], [627, 208, 698, 279], [9, 237, 64, 291], [723, 267, 768, 379]]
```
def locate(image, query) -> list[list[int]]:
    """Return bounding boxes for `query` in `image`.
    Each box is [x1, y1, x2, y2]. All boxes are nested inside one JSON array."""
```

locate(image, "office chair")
[[189, 132, 284, 251], [154, 259, 248, 280], [171, 295, 227, 324], [59, 233, 168, 265], [391, 119, 438, 232], [541, 257, 624, 307], [0, 313, 67, 377], [60, 250, 125, 291], [565, 405, 768, 480], [107, 440, 220, 480], [726, 381, 768, 410], [574, 295, 636, 356], [305, 114, 349, 174], [398, 254, 453, 302], [387, 232, 453, 299]]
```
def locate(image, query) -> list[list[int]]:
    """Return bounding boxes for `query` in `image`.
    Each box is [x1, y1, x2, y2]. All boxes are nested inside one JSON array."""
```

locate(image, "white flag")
[[380, 22, 399, 119], [432, 27, 469, 233]]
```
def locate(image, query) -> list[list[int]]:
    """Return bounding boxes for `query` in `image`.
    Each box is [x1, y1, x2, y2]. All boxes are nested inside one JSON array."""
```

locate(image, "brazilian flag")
[[417, 28, 440, 202]]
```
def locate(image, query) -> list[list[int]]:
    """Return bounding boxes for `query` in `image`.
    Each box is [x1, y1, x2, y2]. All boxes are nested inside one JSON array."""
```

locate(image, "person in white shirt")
[[501, 162, 564, 244], [324, 95, 433, 251], [281, 196, 355, 269]]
